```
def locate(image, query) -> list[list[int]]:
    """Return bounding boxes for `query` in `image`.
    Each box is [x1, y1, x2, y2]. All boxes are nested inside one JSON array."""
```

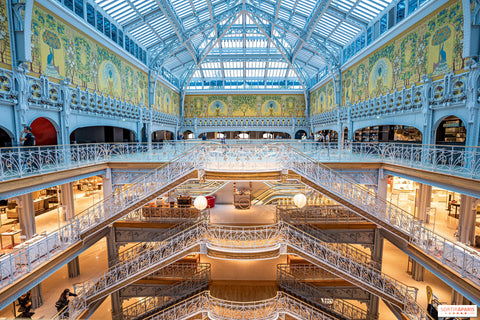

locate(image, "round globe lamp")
[[293, 193, 307, 208], [194, 196, 208, 210]]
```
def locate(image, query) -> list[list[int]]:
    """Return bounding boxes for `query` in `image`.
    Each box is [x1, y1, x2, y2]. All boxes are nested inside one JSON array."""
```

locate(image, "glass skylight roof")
[[94, 0, 400, 91]]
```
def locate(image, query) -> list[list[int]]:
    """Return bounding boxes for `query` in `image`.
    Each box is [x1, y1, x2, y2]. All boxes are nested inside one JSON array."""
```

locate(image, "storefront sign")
[[438, 305, 477, 317]]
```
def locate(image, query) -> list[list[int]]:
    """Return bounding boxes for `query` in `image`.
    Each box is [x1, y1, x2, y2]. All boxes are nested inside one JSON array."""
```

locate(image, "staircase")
[[276, 205, 367, 225], [174, 180, 228, 197], [282, 145, 480, 301], [281, 222, 428, 319], [252, 181, 307, 205], [59, 221, 429, 319], [0, 145, 200, 306], [112, 210, 209, 266], [277, 264, 373, 320], [55, 222, 206, 319], [115, 264, 210, 320], [278, 210, 379, 269]]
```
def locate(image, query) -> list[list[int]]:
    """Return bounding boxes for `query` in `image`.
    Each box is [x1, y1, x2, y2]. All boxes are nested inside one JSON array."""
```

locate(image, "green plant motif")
[[0, 0, 10, 65]]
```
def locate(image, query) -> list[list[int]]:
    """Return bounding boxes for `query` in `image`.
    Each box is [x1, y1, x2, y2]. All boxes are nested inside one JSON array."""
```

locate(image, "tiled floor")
[[0, 200, 478, 319]]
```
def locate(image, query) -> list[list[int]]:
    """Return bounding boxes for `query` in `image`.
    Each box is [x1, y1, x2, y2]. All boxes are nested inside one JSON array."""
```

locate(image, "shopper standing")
[[20, 126, 35, 146]]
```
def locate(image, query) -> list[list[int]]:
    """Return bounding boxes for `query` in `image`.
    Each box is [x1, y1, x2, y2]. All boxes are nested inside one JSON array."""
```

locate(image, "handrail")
[[277, 212, 379, 269], [282, 145, 480, 287], [276, 205, 367, 224], [147, 291, 340, 320], [112, 210, 209, 265], [0, 144, 201, 293], [2, 141, 480, 183], [277, 264, 374, 320], [116, 264, 210, 320], [62, 221, 427, 320]]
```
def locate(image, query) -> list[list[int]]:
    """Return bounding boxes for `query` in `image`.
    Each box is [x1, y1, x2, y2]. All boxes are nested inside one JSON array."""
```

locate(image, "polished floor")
[[0, 200, 477, 319]]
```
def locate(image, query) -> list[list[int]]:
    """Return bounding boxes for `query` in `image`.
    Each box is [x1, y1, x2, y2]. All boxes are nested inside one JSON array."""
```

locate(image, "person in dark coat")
[[55, 289, 78, 315], [20, 126, 35, 146], [17, 291, 34, 318]]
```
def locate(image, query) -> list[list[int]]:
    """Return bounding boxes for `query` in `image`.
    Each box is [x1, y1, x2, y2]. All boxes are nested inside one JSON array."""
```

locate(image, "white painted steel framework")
[[70, 0, 427, 90]]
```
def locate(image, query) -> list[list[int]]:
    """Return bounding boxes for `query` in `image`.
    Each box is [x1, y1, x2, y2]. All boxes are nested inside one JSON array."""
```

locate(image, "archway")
[[0, 127, 13, 147], [343, 127, 349, 142], [295, 130, 307, 139], [152, 130, 174, 142], [70, 126, 135, 143], [183, 130, 194, 139], [435, 116, 466, 145], [30, 117, 58, 145]]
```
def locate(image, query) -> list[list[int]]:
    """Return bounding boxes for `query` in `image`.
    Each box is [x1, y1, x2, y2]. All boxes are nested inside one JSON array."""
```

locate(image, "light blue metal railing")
[[2, 141, 479, 182]]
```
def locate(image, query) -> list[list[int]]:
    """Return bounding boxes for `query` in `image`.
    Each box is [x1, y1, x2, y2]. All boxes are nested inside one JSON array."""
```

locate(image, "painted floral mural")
[[154, 80, 180, 115], [31, 5, 149, 106], [0, 0, 11, 68], [184, 94, 305, 118], [309, 80, 335, 116], [341, 0, 464, 106]]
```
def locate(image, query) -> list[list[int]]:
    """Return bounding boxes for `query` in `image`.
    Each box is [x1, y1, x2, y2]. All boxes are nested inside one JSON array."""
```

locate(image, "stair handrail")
[[277, 205, 367, 224], [280, 221, 432, 319], [64, 221, 208, 319], [112, 209, 209, 266], [277, 265, 374, 320], [277, 264, 339, 281], [0, 144, 202, 292], [282, 145, 480, 286], [58, 220, 429, 319], [74, 143, 202, 235], [277, 212, 379, 269], [147, 291, 340, 320], [116, 264, 211, 320]]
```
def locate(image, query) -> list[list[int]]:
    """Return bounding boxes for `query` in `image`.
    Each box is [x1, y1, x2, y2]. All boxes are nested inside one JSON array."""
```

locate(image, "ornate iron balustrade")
[[0, 141, 199, 180], [116, 264, 211, 320], [121, 207, 206, 224], [61, 221, 425, 319], [145, 263, 211, 281], [64, 222, 286, 319], [182, 116, 306, 129], [276, 205, 367, 225], [0, 222, 81, 287], [2, 141, 480, 181], [277, 264, 339, 282], [113, 210, 209, 265], [2, 142, 480, 313], [0, 145, 200, 292], [66, 223, 207, 319], [280, 222, 423, 318], [147, 291, 352, 320], [199, 144, 285, 171], [278, 213, 378, 269], [206, 224, 282, 251], [281, 146, 480, 287], [277, 265, 372, 320]]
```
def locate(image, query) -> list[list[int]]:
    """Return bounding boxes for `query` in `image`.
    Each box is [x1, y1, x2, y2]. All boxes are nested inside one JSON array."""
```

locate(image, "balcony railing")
[[2, 141, 480, 182]]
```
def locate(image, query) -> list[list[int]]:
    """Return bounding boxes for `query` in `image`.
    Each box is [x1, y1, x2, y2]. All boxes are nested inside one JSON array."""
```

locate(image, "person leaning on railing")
[[55, 288, 77, 316]]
